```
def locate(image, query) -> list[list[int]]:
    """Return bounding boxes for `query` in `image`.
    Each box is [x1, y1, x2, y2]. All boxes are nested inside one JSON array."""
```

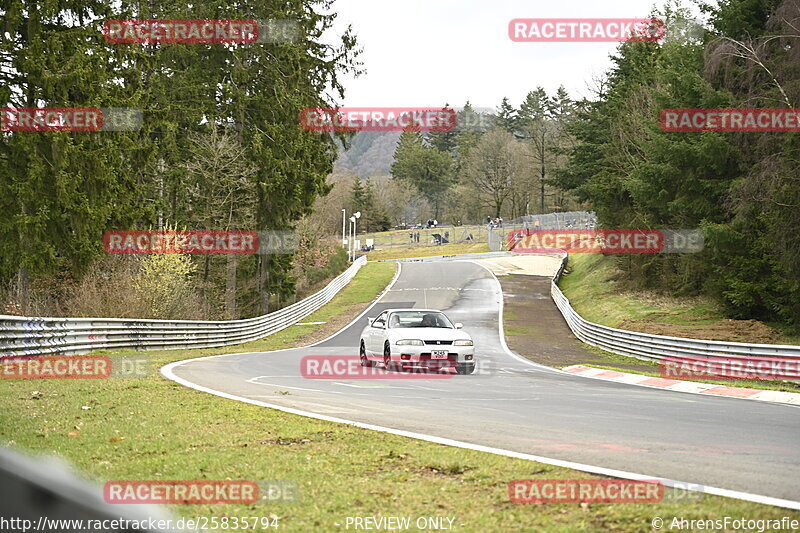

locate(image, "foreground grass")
[[366, 242, 490, 261], [1, 261, 798, 531]]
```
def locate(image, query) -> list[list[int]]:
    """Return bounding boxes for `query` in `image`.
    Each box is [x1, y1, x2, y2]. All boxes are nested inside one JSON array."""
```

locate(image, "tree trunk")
[[226, 254, 238, 319], [16, 266, 29, 316], [540, 164, 546, 212], [259, 255, 270, 315]]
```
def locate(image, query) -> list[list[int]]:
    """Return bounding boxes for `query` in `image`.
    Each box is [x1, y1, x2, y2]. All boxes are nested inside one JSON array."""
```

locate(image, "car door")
[[368, 312, 387, 354]]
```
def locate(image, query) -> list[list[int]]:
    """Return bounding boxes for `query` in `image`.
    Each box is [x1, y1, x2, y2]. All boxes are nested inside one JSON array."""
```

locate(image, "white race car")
[[358, 309, 476, 374]]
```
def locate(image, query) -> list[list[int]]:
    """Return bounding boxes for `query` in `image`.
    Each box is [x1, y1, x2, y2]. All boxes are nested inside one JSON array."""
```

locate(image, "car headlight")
[[396, 339, 424, 346], [453, 339, 473, 346]]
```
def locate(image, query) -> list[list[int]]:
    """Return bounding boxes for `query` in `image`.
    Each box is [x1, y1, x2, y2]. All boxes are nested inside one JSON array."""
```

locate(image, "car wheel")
[[384, 343, 395, 371], [456, 363, 475, 375], [360, 341, 372, 367]]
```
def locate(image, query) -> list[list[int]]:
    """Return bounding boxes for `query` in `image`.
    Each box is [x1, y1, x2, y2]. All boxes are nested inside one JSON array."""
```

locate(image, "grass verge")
[[555, 255, 800, 392], [1, 261, 798, 532], [559, 254, 799, 344]]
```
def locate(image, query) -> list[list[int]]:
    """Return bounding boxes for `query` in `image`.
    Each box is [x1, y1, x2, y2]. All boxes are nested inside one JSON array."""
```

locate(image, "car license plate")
[[431, 351, 448, 358]]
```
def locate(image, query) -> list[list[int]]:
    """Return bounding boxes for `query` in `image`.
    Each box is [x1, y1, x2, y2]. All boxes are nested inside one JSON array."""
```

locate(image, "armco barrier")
[[0, 256, 367, 358], [550, 254, 800, 376]]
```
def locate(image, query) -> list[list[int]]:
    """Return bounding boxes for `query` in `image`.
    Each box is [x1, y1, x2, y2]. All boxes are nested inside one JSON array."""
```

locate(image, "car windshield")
[[388, 311, 454, 328]]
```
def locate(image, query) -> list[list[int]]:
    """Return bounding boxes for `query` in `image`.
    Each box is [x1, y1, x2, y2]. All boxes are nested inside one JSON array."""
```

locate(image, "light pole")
[[349, 216, 356, 261], [353, 211, 361, 259], [341, 209, 346, 247], [348, 212, 362, 261]]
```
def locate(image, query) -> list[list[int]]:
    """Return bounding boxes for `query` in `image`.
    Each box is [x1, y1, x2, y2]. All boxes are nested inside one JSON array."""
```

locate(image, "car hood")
[[387, 328, 471, 341]]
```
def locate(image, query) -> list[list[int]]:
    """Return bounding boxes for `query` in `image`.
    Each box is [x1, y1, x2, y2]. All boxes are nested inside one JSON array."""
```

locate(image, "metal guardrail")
[[487, 211, 597, 251], [549, 254, 800, 375], [0, 256, 367, 358], [510, 211, 598, 230]]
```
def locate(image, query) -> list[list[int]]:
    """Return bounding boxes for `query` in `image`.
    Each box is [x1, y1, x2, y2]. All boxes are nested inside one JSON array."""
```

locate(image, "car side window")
[[372, 312, 387, 328]]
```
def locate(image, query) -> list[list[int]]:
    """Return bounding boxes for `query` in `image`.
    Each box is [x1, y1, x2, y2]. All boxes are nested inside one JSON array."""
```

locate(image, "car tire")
[[360, 341, 372, 367], [384, 343, 395, 371], [456, 363, 475, 375]]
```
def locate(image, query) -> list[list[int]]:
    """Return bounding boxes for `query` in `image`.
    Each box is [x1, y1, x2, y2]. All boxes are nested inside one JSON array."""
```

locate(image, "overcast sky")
[[328, 0, 704, 110]]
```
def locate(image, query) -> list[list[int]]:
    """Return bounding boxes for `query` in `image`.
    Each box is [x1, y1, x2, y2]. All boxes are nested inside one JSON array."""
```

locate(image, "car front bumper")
[[390, 345, 475, 365]]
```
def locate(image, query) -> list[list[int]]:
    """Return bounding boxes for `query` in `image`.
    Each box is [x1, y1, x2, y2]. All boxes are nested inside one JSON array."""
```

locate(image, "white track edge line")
[[160, 360, 800, 510], [468, 258, 800, 408], [160, 254, 800, 510]]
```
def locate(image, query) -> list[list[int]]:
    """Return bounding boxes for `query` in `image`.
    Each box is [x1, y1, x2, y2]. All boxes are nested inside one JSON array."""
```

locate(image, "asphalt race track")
[[166, 260, 800, 507]]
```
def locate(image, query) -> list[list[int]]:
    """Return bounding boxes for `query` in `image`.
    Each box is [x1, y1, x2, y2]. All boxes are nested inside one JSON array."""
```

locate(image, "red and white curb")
[[563, 365, 800, 406]]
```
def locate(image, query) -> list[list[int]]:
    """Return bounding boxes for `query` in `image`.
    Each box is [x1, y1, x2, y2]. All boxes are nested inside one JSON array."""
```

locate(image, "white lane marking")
[[333, 382, 378, 389], [387, 287, 494, 292], [162, 254, 800, 510], [332, 382, 443, 391], [467, 259, 800, 409], [309, 261, 403, 347], [389, 287, 463, 291], [405, 384, 450, 392], [464, 260, 564, 376], [161, 360, 800, 510], [248, 382, 327, 393], [245, 375, 304, 380]]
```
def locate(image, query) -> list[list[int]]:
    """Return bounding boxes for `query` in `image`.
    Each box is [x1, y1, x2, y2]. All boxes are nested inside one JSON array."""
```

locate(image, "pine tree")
[[495, 97, 518, 134], [391, 131, 453, 219], [454, 102, 485, 173], [426, 103, 458, 155]]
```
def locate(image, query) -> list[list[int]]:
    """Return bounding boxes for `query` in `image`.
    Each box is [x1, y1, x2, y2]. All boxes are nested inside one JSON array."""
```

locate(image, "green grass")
[[366, 242, 490, 261], [1, 258, 798, 531], [560, 254, 800, 341], [556, 254, 800, 392], [558, 254, 715, 326]]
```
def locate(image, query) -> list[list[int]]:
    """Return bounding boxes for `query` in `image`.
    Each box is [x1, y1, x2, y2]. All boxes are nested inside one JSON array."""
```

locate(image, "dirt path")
[[499, 274, 656, 373]]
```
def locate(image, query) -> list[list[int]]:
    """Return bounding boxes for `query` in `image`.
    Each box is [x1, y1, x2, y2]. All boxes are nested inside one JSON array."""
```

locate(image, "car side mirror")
[[454, 322, 463, 329], [367, 317, 373, 324]]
